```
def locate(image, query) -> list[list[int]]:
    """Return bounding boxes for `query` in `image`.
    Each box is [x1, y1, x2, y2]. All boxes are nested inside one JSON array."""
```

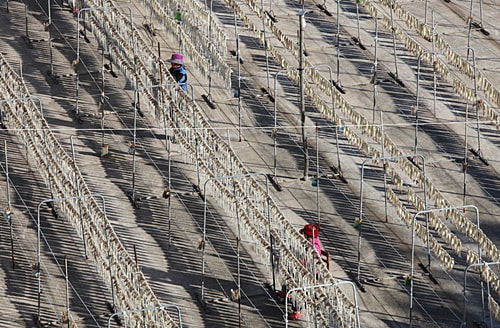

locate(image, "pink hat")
[[167, 53, 184, 65]]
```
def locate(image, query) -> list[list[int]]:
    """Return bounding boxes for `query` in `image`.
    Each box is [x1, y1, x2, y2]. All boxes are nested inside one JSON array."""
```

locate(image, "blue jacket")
[[169, 66, 187, 91]]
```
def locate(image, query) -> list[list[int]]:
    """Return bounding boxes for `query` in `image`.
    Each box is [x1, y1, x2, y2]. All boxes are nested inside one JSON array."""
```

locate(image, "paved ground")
[[1, 0, 500, 327]]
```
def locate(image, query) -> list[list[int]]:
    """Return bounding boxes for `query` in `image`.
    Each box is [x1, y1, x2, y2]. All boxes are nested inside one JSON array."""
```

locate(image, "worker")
[[167, 53, 187, 91]]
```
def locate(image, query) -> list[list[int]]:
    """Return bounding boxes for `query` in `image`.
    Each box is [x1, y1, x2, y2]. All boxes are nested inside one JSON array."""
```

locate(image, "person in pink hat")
[[167, 53, 187, 91]]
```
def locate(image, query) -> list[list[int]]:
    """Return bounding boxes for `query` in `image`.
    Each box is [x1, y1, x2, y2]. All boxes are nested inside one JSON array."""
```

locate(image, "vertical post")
[[315, 124, 320, 227], [131, 89, 138, 205], [355, 0, 362, 46], [167, 130, 172, 247], [463, 100, 469, 206], [25, 4, 30, 44], [76, 9, 81, 118], [236, 33, 242, 142], [336, 0, 341, 83], [372, 19, 378, 123], [467, 0, 474, 59], [48, 0, 54, 78], [4, 140, 10, 214], [298, 10, 308, 181], [65, 255, 70, 328], [261, 0, 270, 93], [207, 0, 214, 102], [100, 45, 106, 150], [70, 136, 87, 258], [432, 12, 437, 117], [424, 0, 428, 25], [479, 0, 483, 27], [390, 0, 399, 79], [415, 53, 422, 154], [470, 51, 481, 156], [4, 141, 15, 269], [231, 179, 242, 327]]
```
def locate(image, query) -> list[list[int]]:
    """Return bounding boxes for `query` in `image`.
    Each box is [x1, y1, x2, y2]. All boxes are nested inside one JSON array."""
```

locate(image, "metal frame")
[[461, 261, 499, 327], [107, 304, 182, 327], [201, 172, 274, 303], [76, 5, 135, 118], [0, 96, 44, 120], [414, 47, 478, 155], [36, 193, 111, 322], [284, 281, 360, 328], [357, 154, 426, 284], [409, 205, 481, 328], [130, 82, 194, 205]]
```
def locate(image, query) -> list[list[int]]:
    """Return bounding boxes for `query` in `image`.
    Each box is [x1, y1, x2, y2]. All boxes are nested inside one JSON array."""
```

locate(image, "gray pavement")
[[1, 0, 500, 327]]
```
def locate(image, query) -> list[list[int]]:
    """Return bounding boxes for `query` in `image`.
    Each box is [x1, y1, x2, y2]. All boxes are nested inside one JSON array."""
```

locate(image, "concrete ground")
[[0, 0, 500, 327]]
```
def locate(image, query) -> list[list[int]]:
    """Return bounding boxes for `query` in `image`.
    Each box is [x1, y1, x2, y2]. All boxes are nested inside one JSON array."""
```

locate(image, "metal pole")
[[355, 0, 361, 46], [358, 154, 427, 283], [65, 255, 70, 328], [463, 101, 469, 206], [201, 172, 274, 301], [3, 141, 15, 269], [336, 0, 341, 83], [100, 45, 106, 149], [479, 0, 483, 27], [372, 19, 378, 123], [285, 281, 360, 328], [432, 12, 437, 117], [379, 112, 389, 223], [132, 88, 138, 204], [69, 136, 87, 258], [410, 205, 481, 328], [231, 178, 242, 327], [424, 0, 428, 25], [261, 0, 270, 92], [207, 0, 214, 101], [298, 10, 308, 180], [390, 0, 399, 79], [316, 124, 320, 227], [25, 4, 30, 46], [467, 0, 474, 59], [48, 0, 54, 77], [4, 141, 9, 213], [236, 33, 242, 142]]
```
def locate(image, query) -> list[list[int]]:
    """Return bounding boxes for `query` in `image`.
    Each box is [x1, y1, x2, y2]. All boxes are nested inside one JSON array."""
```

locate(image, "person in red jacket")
[[285, 223, 323, 320], [300, 223, 321, 256]]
